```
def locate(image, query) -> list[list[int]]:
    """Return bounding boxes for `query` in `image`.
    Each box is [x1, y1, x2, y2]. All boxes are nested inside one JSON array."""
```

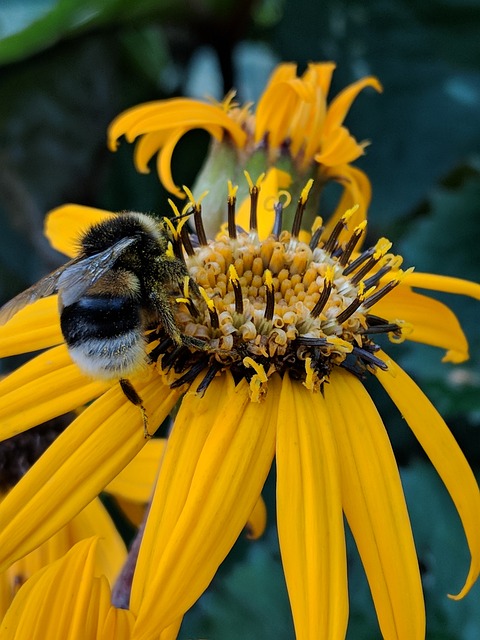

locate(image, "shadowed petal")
[[0, 297, 62, 356], [376, 353, 480, 599], [0, 375, 180, 573], [131, 373, 279, 637], [276, 374, 348, 639], [0, 345, 109, 440], [325, 368, 425, 639]]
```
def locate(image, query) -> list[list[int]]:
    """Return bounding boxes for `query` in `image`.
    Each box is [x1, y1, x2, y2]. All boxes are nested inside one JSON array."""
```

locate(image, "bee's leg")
[[150, 289, 208, 350], [119, 379, 151, 439]]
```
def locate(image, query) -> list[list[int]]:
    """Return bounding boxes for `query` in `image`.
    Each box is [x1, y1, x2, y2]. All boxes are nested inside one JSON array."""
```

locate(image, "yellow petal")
[[105, 438, 166, 504], [276, 374, 348, 639], [0, 538, 135, 639], [321, 164, 371, 246], [374, 285, 470, 362], [376, 353, 480, 598], [0, 345, 109, 440], [45, 205, 116, 258], [0, 373, 180, 573], [0, 498, 126, 618], [131, 373, 278, 636], [245, 494, 267, 540], [325, 368, 425, 639], [0, 296, 63, 357], [323, 76, 383, 135], [404, 272, 480, 301]]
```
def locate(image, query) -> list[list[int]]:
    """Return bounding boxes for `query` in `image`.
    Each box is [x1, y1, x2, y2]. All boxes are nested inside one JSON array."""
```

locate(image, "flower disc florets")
[[151, 181, 410, 400]]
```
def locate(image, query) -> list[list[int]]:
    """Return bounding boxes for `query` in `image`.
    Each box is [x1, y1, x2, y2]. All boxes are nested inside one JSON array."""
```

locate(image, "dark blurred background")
[[0, 1, 479, 637]]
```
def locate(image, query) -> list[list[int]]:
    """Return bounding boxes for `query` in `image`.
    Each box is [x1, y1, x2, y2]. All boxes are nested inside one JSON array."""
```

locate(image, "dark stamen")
[[249, 186, 259, 232], [295, 336, 328, 347], [338, 226, 366, 267], [342, 247, 375, 276], [349, 255, 380, 286], [310, 280, 332, 318], [272, 201, 284, 238], [362, 265, 392, 290], [362, 279, 400, 309], [359, 322, 401, 335], [309, 225, 324, 251], [227, 194, 237, 239], [264, 281, 275, 321], [196, 362, 223, 395], [180, 223, 195, 257], [232, 278, 244, 314], [291, 197, 307, 238], [351, 346, 389, 370], [207, 305, 220, 329], [194, 205, 208, 246], [170, 361, 208, 388], [322, 217, 348, 255], [335, 297, 363, 325]]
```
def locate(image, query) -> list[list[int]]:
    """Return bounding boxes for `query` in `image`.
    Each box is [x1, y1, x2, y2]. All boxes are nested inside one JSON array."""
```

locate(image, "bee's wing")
[[0, 236, 136, 325], [57, 236, 136, 307]]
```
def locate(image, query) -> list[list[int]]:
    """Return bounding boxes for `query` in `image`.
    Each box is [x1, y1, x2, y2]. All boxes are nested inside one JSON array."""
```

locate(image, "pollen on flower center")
[[150, 181, 410, 398]]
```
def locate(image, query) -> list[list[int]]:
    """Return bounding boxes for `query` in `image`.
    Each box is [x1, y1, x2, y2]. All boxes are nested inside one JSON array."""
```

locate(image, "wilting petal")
[[0, 374, 180, 572], [105, 438, 166, 504], [325, 368, 425, 639], [276, 374, 348, 639], [45, 205, 116, 257], [376, 353, 480, 599], [0, 296, 62, 356], [0, 538, 135, 639], [404, 272, 480, 300], [374, 285, 469, 362], [131, 373, 279, 636], [0, 345, 109, 440]]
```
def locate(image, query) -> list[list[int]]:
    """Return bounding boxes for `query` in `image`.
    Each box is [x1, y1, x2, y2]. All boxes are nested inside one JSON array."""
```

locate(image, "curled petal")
[[245, 495, 267, 540], [325, 368, 425, 639], [374, 286, 469, 362], [276, 374, 348, 639], [376, 353, 480, 599], [323, 76, 383, 135]]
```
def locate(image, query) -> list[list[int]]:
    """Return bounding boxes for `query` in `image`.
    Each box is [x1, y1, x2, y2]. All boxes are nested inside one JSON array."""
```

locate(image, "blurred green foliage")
[[0, 0, 479, 638]]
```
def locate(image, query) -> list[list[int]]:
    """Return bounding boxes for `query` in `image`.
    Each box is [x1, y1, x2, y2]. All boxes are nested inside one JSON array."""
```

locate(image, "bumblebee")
[[0, 211, 204, 436]]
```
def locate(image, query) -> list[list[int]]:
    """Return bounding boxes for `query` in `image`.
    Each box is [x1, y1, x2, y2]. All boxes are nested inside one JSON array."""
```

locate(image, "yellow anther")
[[228, 263, 240, 283], [264, 269, 273, 287], [227, 180, 239, 199], [243, 357, 268, 402], [355, 220, 368, 233], [396, 266, 415, 283], [198, 286, 215, 311], [166, 241, 175, 259], [373, 237, 393, 259], [183, 276, 190, 298], [168, 199, 181, 217], [175, 297, 190, 305], [304, 357, 316, 390], [341, 204, 359, 224], [325, 265, 335, 284], [389, 321, 413, 344], [244, 171, 265, 191], [299, 178, 314, 203], [182, 186, 209, 207], [311, 216, 324, 233], [326, 336, 354, 353], [163, 217, 177, 237]]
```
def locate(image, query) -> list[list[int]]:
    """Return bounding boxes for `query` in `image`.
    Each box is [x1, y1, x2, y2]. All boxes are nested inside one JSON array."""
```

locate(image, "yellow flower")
[[0, 178, 479, 639], [108, 62, 381, 238]]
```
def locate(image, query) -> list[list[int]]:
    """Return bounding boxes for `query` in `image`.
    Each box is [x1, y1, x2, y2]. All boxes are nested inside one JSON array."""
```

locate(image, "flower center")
[[150, 181, 410, 400]]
